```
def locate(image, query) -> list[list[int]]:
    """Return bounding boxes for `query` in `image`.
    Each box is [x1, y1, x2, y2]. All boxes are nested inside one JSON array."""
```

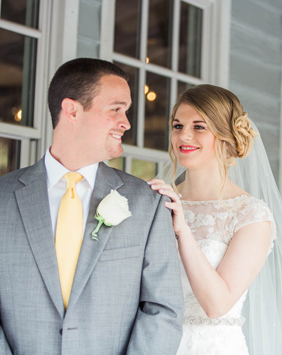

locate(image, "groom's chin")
[[108, 146, 124, 161]]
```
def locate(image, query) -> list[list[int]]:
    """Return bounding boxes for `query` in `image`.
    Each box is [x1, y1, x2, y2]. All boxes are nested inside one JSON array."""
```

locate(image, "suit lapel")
[[67, 163, 124, 311], [15, 159, 65, 318]]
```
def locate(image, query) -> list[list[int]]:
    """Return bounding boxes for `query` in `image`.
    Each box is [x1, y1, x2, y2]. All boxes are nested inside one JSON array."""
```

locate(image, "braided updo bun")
[[232, 112, 257, 159]]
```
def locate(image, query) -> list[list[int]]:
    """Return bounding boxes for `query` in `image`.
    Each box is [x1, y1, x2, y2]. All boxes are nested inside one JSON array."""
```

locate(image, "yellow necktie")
[[55, 172, 83, 309]]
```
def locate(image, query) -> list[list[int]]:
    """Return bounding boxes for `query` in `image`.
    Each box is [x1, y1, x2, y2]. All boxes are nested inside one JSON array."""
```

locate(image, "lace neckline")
[[181, 194, 251, 205]]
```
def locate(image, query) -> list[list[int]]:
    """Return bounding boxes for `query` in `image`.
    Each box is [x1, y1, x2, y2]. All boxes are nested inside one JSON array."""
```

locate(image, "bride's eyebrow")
[[193, 120, 207, 124]]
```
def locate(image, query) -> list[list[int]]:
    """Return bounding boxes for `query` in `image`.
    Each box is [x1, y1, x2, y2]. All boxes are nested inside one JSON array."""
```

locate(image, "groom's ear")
[[61, 98, 80, 124]]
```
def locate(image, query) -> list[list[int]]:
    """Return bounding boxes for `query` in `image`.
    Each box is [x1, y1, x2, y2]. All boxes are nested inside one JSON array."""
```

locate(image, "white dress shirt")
[[44, 149, 98, 239]]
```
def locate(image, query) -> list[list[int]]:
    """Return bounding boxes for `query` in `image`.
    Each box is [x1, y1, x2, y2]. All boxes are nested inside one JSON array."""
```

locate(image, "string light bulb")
[[14, 109, 22, 122], [147, 92, 156, 101]]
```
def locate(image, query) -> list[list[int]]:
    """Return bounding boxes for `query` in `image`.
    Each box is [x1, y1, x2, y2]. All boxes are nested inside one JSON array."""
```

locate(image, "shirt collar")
[[44, 148, 98, 190]]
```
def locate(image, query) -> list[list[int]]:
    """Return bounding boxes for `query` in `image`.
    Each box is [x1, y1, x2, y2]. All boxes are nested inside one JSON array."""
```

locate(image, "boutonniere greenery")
[[91, 190, 132, 240]]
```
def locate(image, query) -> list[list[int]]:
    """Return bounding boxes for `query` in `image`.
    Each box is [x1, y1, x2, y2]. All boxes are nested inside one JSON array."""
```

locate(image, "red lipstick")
[[179, 145, 199, 153]]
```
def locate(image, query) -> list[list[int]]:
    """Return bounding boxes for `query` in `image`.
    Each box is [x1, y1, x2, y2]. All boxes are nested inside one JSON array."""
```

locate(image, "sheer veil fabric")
[[157, 121, 282, 355]]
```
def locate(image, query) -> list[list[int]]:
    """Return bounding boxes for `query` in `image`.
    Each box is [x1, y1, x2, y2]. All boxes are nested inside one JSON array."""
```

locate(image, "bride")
[[149, 84, 282, 355]]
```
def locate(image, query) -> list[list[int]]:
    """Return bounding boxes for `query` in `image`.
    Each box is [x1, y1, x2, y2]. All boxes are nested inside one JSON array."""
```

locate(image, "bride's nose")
[[180, 126, 194, 140]]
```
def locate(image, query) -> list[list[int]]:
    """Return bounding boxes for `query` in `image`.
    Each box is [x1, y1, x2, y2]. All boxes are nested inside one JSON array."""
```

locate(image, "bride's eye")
[[173, 124, 183, 130], [194, 125, 205, 130]]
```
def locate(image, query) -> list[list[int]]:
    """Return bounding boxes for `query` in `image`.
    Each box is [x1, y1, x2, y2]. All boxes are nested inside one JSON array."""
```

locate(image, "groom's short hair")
[[48, 58, 128, 129]]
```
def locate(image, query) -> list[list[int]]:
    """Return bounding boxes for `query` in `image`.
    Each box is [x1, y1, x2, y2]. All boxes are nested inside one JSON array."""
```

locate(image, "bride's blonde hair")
[[169, 84, 257, 194]]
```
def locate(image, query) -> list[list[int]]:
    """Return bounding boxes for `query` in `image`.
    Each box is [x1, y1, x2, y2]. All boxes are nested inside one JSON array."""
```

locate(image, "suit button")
[[59, 329, 63, 335]]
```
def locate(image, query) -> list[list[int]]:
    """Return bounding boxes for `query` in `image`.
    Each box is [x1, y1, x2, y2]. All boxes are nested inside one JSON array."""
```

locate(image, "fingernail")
[[160, 189, 163, 193], [147, 181, 152, 185], [151, 185, 156, 189]]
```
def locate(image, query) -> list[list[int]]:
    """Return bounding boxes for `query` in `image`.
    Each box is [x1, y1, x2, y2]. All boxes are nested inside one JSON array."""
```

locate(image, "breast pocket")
[[99, 245, 140, 262]]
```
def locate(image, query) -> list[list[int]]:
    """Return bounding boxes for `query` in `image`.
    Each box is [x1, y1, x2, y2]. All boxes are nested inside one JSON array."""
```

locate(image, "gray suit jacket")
[[0, 158, 184, 355]]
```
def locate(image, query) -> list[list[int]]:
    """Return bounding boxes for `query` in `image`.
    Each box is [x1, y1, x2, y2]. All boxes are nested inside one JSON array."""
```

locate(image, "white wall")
[[229, 0, 282, 181]]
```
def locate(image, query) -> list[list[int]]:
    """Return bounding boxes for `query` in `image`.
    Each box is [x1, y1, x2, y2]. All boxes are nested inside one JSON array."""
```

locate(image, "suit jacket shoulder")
[[110, 164, 170, 203], [0, 158, 45, 186], [0, 158, 46, 208], [100, 163, 169, 209]]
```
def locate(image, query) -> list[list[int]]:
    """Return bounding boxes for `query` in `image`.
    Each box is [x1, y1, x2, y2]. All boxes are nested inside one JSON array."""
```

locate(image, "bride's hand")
[[148, 179, 188, 236]]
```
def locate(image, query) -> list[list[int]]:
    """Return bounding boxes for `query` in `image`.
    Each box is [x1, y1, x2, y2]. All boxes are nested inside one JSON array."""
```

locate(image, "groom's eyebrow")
[[110, 101, 131, 106]]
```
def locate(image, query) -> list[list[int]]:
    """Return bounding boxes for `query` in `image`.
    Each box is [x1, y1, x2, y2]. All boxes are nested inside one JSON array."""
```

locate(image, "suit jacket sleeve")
[[0, 325, 12, 355], [126, 195, 184, 355]]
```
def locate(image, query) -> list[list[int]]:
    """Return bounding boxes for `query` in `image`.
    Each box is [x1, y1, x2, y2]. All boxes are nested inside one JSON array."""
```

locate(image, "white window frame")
[[0, 0, 52, 168], [0, 0, 81, 170], [100, 0, 231, 176]]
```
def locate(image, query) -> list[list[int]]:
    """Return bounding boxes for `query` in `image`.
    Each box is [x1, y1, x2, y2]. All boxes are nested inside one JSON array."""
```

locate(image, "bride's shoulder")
[[226, 183, 274, 224], [224, 181, 272, 216], [224, 180, 250, 200]]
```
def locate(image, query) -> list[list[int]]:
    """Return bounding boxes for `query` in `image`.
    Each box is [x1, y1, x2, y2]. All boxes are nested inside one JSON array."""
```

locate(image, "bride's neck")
[[180, 166, 223, 201]]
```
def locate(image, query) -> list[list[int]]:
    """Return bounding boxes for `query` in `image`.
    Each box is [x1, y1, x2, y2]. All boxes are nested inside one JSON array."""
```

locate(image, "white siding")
[[229, 0, 282, 180]]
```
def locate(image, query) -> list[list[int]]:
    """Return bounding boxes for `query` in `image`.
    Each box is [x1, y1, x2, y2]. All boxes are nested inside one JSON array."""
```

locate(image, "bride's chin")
[[177, 159, 194, 169]]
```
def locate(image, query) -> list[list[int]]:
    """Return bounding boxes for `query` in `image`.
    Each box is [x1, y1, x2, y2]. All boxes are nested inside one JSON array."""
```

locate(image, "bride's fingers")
[[149, 181, 174, 193], [148, 179, 165, 185], [151, 185, 174, 194], [164, 200, 180, 210], [158, 188, 181, 203]]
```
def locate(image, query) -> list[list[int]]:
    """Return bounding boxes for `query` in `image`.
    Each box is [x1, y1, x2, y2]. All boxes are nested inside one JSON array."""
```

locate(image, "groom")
[[0, 58, 184, 354]]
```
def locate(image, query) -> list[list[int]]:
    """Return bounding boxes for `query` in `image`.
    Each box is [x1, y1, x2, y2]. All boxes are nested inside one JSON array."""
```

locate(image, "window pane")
[[147, 0, 173, 68], [107, 157, 125, 171], [131, 159, 157, 181], [177, 81, 194, 97], [114, 62, 138, 146], [114, 0, 141, 58], [1, 0, 39, 28], [0, 29, 37, 127], [0, 137, 20, 177], [179, 2, 202, 77], [144, 72, 170, 151]]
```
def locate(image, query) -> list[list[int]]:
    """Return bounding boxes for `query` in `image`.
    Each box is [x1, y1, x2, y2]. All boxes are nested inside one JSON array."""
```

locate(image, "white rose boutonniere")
[[91, 190, 132, 240]]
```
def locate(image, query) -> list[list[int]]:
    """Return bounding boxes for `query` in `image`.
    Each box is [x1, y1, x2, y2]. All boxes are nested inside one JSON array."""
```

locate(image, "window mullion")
[[139, 0, 149, 63], [172, 0, 180, 73], [113, 53, 143, 69], [35, 0, 53, 158], [100, 0, 116, 61], [171, 0, 181, 116], [125, 156, 132, 175], [137, 0, 149, 148], [201, 3, 211, 82], [0, 19, 41, 37], [0, 123, 40, 139], [62, 0, 79, 62], [137, 65, 146, 148], [20, 138, 30, 169]]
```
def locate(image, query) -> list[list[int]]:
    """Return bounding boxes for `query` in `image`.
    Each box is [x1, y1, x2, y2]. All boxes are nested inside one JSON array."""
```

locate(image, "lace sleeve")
[[234, 198, 276, 253]]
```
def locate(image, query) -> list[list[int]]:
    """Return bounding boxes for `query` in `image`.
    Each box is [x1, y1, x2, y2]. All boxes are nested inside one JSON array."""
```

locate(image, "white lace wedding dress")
[[176, 195, 275, 355]]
